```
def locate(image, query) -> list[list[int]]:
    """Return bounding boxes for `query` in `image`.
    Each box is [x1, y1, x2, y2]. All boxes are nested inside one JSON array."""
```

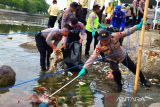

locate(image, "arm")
[[100, 6, 105, 13], [112, 19, 144, 40], [112, 25, 136, 39], [83, 44, 101, 70], [139, 1, 144, 14], [46, 31, 59, 50], [111, 14, 115, 26], [79, 23, 85, 43], [132, 0, 137, 15], [61, 11, 68, 28]]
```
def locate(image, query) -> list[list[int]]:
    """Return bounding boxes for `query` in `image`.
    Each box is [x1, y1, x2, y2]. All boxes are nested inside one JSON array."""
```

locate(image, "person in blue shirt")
[[111, 5, 125, 45]]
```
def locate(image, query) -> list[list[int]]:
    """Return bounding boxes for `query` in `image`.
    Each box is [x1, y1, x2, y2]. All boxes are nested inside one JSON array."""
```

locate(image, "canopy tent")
[[120, 0, 157, 6], [153, 0, 160, 29]]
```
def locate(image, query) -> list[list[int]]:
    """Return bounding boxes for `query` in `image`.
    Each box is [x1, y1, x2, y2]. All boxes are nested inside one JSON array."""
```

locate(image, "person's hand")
[[79, 38, 83, 44], [92, 28, 96, 37], [54, 49, 61, 56], [136, 19, 143, 30], [78, 67, 86, 77], [99, 24, 106, 29]]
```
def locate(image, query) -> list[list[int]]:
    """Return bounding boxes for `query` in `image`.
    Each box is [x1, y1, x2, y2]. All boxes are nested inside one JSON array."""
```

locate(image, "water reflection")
[[0, 24, 45, 34]]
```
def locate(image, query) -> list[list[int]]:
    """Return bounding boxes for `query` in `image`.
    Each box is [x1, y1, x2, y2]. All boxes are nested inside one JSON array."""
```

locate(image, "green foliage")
[[0, 0, 49, 14], [76, 83, 94, 106]]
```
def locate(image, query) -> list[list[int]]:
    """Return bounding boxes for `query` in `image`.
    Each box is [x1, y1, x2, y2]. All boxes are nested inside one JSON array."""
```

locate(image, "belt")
[[36, 31, 42, 36]]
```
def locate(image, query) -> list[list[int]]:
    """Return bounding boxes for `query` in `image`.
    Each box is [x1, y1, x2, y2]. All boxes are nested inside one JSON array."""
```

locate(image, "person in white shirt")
[[48, 0, 60, 28]]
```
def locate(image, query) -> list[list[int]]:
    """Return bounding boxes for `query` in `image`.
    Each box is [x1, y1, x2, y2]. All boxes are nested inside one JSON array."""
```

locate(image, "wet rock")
[[153, 38, 160, 47], [62, 103, 68, 107], [19, 40, 37, 50], [142, 50, 160, 79], [149, 103, 160, 107], [7, 36, 13, 40], [0, 65, 16, 87]]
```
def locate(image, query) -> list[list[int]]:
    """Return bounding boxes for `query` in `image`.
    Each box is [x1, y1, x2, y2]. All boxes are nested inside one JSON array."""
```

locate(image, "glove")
[[78, 67, 86, 77], [92, 28, 96, 37], [136, 19, 143, 30], [99, 24, 106, 29]]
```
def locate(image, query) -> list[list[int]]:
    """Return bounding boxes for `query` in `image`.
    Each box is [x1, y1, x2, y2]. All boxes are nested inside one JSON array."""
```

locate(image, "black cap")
[[93, 4, 100, 10], [98, 29, 111, 41], [70, 2, 79, 9]]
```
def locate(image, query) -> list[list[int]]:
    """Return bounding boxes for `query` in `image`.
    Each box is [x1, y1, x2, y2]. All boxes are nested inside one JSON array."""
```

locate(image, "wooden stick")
[[134, 0, 149, 95], [49, 75, 79, 98]]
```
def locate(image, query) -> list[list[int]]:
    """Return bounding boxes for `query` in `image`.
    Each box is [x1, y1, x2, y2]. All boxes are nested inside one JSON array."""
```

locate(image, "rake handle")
[[49, 75, 79, 98]]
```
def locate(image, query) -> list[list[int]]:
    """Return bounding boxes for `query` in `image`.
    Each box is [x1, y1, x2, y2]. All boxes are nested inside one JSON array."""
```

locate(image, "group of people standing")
[[35, 0, 151, 92]]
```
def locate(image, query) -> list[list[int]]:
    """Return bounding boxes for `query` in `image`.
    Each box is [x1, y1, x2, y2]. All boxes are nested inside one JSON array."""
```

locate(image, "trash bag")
[[62, 42, 83, 73]]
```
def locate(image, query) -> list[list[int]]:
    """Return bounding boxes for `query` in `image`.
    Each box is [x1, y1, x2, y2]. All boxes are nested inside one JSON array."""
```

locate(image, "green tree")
[[0, 0, 49, 14]]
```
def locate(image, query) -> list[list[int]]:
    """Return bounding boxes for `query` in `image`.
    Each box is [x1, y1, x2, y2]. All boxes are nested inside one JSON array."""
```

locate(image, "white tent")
[[153, 0, 160, 29]]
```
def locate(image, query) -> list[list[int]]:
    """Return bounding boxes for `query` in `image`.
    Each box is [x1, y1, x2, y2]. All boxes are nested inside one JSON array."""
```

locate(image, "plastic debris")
[[149, 79, 159, 84], [90, 81, 97, 92], [40, 93, 49, 103], [79, 82, 86, 86], [29, 94, 41, 103], [68, 71, 73, 76], [39, 102, 49, 107], [33, 86, 47, 93], [50, 50, 63, 72]]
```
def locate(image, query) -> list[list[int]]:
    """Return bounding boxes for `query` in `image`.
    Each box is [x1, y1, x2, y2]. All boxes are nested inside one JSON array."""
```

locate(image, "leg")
[[94, 31, 99, 49], [122, 55, 151, 87], [46, 45, 53, 69], [48, 16, 57, 28], [137, 11, 143, 24], [48, 16, 52, 28], [51, 16, 57, 27], [110, 61, 122, 92], [85, 30, 93, 55], [35, 35, 47, 71]]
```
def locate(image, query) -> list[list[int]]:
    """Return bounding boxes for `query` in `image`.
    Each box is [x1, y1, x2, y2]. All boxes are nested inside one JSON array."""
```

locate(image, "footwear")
[[141, 79, 151, 87]]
